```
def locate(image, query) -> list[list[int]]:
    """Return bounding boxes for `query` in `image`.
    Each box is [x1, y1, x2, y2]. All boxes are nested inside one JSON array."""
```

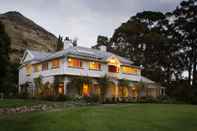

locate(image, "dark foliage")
[[0, 21, 18, 97], [93, 0, 197, 104]]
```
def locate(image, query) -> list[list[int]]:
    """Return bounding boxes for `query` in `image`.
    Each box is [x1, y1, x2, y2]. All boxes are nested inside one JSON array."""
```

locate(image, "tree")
[[92, 35, 111, 51], [97, 75, 113, 103], [56, 35, 64, 51], [109, 11, 180, 88], [34, 76, 44, 96], [0, 21, 17, 96], [68, 76, 92, 96], [92, 1, 197, 103], [171, 0, 197, 86], [118, 79, 130, 97]]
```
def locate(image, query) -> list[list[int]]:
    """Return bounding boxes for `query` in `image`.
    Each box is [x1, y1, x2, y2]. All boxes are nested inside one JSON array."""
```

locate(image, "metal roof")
[[26, 46, 136, 66]]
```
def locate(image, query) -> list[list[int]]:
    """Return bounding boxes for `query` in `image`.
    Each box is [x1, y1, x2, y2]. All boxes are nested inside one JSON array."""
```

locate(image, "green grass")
[[0, 99, 47, 108], [0, 104, 197, 131]]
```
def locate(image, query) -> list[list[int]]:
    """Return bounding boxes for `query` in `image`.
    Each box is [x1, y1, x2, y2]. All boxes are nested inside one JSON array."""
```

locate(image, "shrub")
[[39, 95, 71, 101], [83, 95, 99, 103], [18, 92, 29, 99], [190, 88, 197, 105], [137, 96, 159, 103]]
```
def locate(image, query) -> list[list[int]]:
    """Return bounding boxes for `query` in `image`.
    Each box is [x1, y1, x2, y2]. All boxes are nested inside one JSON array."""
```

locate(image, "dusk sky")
[[0, 0, 182, 47]]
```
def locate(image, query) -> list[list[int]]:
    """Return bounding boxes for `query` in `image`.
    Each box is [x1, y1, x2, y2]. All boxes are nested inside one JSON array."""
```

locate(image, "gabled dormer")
[[20, 49, 34, 64], [20, 49, 52, 64], [107, 56, 121, 73]]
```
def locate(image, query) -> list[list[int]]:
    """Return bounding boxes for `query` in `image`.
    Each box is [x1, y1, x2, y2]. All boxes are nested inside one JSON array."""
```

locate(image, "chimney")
[[64, 37, 73, 50], [99, 45, 107, 52]]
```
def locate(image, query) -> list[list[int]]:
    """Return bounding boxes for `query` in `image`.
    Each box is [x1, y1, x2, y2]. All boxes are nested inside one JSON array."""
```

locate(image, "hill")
[[0, 11, 58, 63]]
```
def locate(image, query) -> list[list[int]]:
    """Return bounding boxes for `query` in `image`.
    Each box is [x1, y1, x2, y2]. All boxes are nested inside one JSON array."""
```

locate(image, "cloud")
[[0, 0, 182, 47]]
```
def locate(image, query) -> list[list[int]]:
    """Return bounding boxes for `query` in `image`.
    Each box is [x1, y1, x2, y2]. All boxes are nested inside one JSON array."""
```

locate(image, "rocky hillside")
[[0, 11, 58, 63]]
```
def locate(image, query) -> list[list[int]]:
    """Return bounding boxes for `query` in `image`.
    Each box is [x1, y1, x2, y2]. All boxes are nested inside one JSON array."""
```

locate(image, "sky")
[[0, 0, 183, 47]]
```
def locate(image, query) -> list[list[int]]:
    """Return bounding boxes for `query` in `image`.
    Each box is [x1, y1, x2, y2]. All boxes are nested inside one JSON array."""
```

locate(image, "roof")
[[140, 76, 155, 84], [24, 46, 137, 67], [30, 50, 52, 61]]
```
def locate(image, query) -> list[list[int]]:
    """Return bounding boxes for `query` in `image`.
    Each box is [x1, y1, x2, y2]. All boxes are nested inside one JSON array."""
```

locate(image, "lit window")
[[121, 66, 139, 74], [42, 62, 48, 71], [52, 59, 60, 69], [68, 58, 82, 68], [89, 62, 101, 70], [58, 83, 64, 95], [82, 83, 89, 96], [26, 64, 32, 75], [108, 65, 119, 73], [34, 64, 41, 72]]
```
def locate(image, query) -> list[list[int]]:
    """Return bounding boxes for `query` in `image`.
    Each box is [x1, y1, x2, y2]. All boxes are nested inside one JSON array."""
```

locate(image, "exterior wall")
[[63, 57, 107, 78], [19, 55, 142, 87], [146, 84, 162, 98], [19, 52, 164, 98]]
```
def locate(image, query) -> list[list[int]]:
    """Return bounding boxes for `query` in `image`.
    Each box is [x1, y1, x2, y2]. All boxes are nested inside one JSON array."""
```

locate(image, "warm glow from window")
[[108, 57, 120, 65], [121, 66, 139, 75], [26, 64, 32, 75], [52, 59, 60, 69], [58, 83, 64, 95], [42, 62, 48, 71], [89, 61, 101, 70], [68, 58, 82, 68], [108, 65, 119, 73], [82, 83, 89, 96], [34, 64, 41, 72]]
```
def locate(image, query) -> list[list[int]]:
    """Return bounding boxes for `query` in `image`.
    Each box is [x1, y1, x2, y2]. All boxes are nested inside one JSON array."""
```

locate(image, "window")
[[89, 61, 101, 70], [68, 58, 82, 68], [26, 64, 32, 75], [51, 59, 60, 69], [42, 62, 48, 71], [82, 83, 90, 96], [34, 64, 41, 72], [108, 65, 119, 73], [121, 66, 139, 75]]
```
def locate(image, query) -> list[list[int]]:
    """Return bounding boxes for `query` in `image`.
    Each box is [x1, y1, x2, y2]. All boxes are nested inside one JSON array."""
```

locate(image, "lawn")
[[0, 104, 197, 131]]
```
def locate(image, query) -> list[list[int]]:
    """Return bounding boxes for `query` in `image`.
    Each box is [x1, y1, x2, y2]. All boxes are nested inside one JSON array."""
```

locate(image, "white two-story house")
[[18, 39, 164, 98]]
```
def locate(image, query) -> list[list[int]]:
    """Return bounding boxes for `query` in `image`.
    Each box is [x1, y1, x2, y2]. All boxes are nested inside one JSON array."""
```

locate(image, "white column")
[[64, 77, 70, 95]]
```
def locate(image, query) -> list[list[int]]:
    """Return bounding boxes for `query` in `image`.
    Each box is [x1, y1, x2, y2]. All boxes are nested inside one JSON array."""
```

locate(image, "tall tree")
[[56, 35, 64, 51], [110, 11, 181, 87], [0, 21, 12, 95], [168, 0, 197, 86], [92, 35, 112, 51]]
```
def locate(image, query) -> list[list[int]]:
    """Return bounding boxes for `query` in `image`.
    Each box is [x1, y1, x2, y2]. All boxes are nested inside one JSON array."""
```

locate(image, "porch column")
[[64, 77, 69, 95], [114, 80, 119, 98]]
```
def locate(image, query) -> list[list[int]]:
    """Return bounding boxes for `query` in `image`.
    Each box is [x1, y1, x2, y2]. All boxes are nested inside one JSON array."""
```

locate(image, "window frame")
[[67, 58, 83, 68], [89, 61, 101, 71], [108, 65, 119, 73], [42, 62, 48, 71], [51, 59, 60, 69], [33, 64, 41, 72], [121, 66, 139, 75]]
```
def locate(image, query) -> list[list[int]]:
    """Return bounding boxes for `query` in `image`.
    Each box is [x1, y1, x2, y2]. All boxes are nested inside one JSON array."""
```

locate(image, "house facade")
[[18, 39, 165, 99]]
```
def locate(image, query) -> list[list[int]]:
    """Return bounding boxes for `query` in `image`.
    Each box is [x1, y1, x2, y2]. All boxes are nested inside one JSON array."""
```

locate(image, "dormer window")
[[107, 57, 120, 73], [68, 58, 82, 68], [108, 65, 119, 73]]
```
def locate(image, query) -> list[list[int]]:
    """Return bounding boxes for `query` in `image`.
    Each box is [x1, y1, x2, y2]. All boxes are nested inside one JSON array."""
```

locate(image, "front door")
[[58, 83, 64, 95]]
